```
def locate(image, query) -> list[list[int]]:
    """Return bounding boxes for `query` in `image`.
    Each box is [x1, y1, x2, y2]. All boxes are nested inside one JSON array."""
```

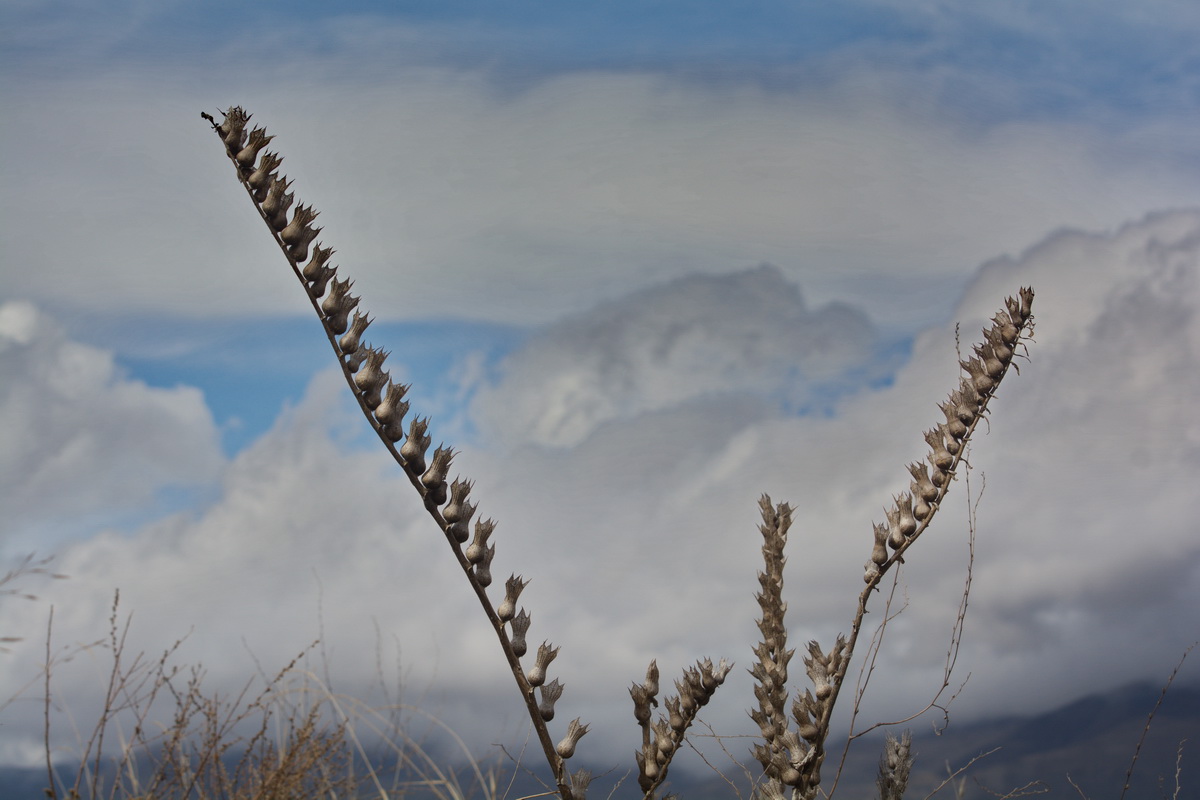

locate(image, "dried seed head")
[[527, 641, 559, 687], [248, 151, 282, 199], [653, 720, 675, 760], [885, 507, 905, 550], [871, 523, 889, 566], [864, 559, 881, 583], [498, 575, 527, 622], [538, 679, 564, 721], [280, 204, 321, 262], [337, 309, 370, 355], [219, 106, 250, 152], [320, 277, 359, 335], [924, 428, 954, 471], [353, 347, 389, 408], [471, 543, 495, 587], [400, 417, 431, 473], [261, 177, 294, 230], [940, 399, 968, 440], [442, 479, 474, 523], [306, 263, 335, 301], [236, 127, 274, 169], [510, 608, 531, 657], [642, 659, 660, 699], [374, 380, 410, 441], [908, 461, 938, 503], [630, 683, 654, 724], [303, 244, 335, 283], [466, 518, 496, 563], [556, 718, 590, 759], [665, 696, 686, 733], [895, 493, 917, 537], [420, 445, 454, 504]]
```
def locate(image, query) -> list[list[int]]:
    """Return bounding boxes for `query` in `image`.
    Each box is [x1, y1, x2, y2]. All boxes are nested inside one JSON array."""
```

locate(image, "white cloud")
[[8, 209, 1196, 776], [0, 300, 223, 550], [470, 264, 883, 447]]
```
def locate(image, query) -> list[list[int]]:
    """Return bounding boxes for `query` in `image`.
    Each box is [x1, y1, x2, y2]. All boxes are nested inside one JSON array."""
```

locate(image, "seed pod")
[[527, 642, 559, 687], [442, 479, 473, 523], [420, 446, 454, 504], [236, 127, 274, 169], [248, 151, 282, 199], [873, 522, 892, 566], [338, 309, 370, 355], [925, 428, 954, 471], [908, 462, 938, 503], [219, 106, 250, 152], [510, 608, 531, 657], [280, 204, 321, 263], [498, 575, 527, 622], [538, 679, 564, 721], [353, 347, 389, 408], [940, 400, 967, 440], [466, 518, 496, 563], [302, 244, 335, 283], [374, 380, 409, 441], [400, 418, 431, 473], [895, 493, 917, 537], [472, 542, 495, 587], [556, 718, 590, 759], [306, 264, 335, 300], [261, 177, 294, 229]]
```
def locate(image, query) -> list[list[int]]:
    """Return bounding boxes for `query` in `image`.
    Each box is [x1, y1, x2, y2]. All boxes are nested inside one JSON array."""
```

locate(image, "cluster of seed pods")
[[865, 287, 1035, 584], [629, 657, 734, 794], [208, 106, 590, 798]]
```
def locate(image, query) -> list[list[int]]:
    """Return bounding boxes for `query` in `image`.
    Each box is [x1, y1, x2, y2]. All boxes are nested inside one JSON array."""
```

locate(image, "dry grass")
[[38, 593, 505, 800]]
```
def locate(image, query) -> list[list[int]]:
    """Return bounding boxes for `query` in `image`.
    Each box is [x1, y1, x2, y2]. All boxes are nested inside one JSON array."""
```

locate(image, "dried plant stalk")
[[748, 288, 1035, 799], [203, 106, 589, 800]]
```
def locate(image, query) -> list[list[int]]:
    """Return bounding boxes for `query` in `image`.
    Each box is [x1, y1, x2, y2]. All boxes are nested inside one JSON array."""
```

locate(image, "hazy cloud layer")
[[3, 211, 1198, 772], [3, 63, 1198, 336]]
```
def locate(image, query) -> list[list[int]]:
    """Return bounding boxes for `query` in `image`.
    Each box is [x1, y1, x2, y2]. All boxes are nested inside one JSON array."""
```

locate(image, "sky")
[[2, 0, 1200, 791]]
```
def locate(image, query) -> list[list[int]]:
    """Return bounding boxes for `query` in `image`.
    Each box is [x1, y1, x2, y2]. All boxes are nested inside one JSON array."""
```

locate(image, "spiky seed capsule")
[[374, 380, 409, 441], [466, 518, 496, 563], [538, 679, 564, 721], [248, 152, 282, 199], [307, 264, 335, 300], [280, 204, 321, 262], [303, 244, 335, 283], [236, 127, 274, 169], [871, 523, 889, 565], [400, 418, 431, 473], [354, 348, 389, 408], [527, 642, 559, 687], [442, 479, 473, 523], [338, 309, 370, 355], [261, 178, 294, 230], [510, 609, 530, 657], [320, 277, 358, 335], [556, 718, 590, 759], [472, 543, 495, 587], [925, 428, 954, 471], [498, 575, 527, 622], [420, 446, 454, 504]]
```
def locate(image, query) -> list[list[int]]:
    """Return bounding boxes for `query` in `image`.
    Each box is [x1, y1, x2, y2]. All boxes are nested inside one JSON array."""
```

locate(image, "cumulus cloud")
[[470, 264, 884, 447], [3, 210, 1198, 775], [0, 300, 223, 550]]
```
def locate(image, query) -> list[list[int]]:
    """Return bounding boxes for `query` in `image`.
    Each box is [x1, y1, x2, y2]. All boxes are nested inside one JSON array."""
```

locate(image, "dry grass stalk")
[[203, 106, 1036, 799]]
